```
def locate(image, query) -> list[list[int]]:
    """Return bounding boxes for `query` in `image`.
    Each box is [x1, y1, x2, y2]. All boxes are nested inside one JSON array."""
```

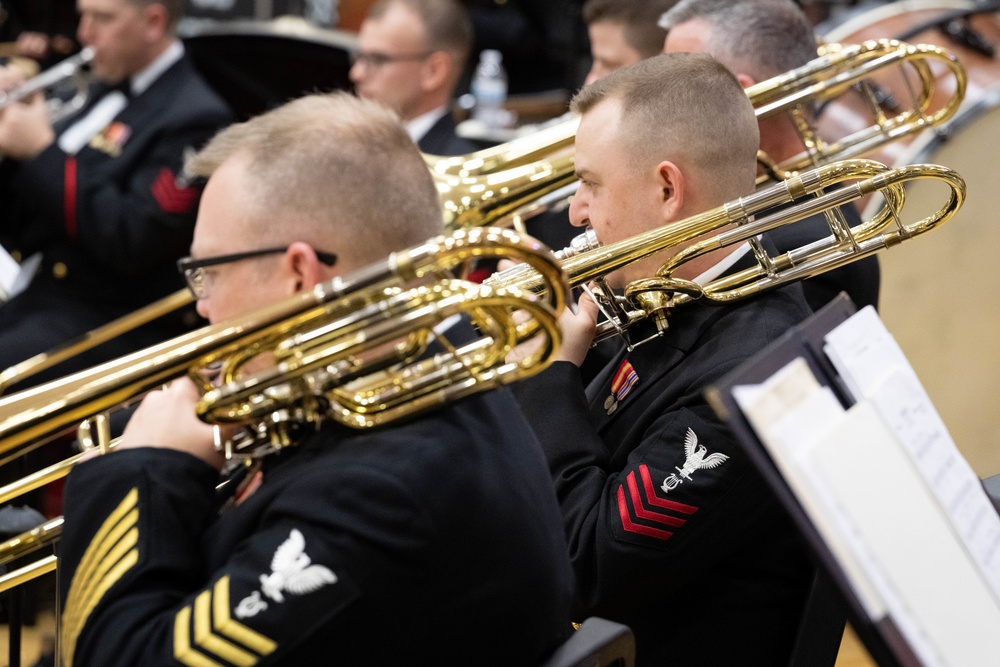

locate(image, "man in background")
[[661, 0, 881, 313], [350, 0, 476, 155], [582, 0, 677, 85], [0, 0, 233, 388]]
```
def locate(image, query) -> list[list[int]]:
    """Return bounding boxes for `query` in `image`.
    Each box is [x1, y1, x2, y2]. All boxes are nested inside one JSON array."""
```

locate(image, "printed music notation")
[[730, 306, 1000, 667]]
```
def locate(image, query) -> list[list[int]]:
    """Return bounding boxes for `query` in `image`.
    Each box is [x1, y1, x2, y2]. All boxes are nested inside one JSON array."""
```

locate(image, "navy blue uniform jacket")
[[513, 274, 817, 666], [57, 388, 575, 666]]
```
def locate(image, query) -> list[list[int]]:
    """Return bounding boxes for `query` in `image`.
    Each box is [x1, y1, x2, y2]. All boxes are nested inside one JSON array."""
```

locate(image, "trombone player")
[[0, 0, 232, 389], [55, 92, 575, 666], [509, 53, 825, 665]]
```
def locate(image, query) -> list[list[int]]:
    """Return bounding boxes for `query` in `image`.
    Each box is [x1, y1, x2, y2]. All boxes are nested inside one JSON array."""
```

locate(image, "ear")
[[420, 51, 451, 93], [142, 3, 170, 42], [735, 72, 757, 90], [656, 160, 684, 220], [284, 242, 327, 292]]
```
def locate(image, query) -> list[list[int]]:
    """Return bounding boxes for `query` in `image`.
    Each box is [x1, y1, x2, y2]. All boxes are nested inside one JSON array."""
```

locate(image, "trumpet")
[[429, 38, 966, 230], [488, 158, 965, 348], [0, 46, 94, 124]]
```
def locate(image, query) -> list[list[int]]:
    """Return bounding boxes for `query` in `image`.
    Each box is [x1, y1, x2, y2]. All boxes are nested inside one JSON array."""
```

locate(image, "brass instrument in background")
[[0, 226, 569, 592], [0, 288, 194, 395], [429, 38, 967, 230], [488, 158, 965, 348], [0, 47, 94, 124], [0, 38, 964, 392], [750, 38, 966, 182]]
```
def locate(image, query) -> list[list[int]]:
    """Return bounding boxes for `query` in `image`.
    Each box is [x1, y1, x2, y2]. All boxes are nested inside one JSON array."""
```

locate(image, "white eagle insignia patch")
[[661, 428, 729, 493], [234, 528, 338, 619]]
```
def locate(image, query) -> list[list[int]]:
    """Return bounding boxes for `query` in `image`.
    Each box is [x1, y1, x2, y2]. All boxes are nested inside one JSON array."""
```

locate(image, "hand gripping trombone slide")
[[487, 158, 966, 349], [0, 227, 570, 593]]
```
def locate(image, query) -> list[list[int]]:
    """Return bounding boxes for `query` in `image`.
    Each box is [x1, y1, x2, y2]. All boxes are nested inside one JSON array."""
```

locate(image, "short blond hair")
[[187, 92, 443, 270], [571, 52, 758, 202]]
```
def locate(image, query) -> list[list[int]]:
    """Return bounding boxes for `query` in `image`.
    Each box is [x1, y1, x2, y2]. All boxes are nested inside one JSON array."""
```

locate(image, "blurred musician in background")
[[56, 91, 575, 666], [511, 53, 821, 666], [0, 0, 233, 389], [349, 0, 476, 154], [581, 0, 677, 86], [661, 0, 881, 313]]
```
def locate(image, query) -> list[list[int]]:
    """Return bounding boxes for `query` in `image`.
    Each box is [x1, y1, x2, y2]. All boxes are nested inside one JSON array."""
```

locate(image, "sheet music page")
[[806, 402, 1000, 666], [733, 357, 887, 619], [823, 308, 1000, 601]]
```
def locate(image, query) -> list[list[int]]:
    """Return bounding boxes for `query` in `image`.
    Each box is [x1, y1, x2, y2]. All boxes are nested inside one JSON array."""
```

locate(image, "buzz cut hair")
[[186, 92, 443, 270], [570, 52, 759, 201]]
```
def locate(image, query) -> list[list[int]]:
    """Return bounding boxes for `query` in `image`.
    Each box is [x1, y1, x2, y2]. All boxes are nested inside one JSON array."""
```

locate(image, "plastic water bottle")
[[471, 49, 508, 129]]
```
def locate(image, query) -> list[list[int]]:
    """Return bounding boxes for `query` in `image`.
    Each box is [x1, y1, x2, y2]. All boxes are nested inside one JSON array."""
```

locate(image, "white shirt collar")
[[405, 106, 449, 144], [131, 40, 184, 96], [690, 236, 761, 286]]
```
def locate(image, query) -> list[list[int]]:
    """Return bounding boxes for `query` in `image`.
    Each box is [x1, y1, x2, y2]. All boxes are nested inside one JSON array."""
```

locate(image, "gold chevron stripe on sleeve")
[[175, 606, 225, 667], [194, 590, 258, 666], [60, 488, 140, 667], [212, 576, 278, 656], [173, 577, 277, 666]]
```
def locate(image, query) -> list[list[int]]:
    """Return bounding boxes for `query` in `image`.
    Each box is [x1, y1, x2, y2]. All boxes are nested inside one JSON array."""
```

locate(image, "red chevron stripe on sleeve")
[[615, 466, 704, 542], [152, 168, 199, 214], [638, 465, 699, 514], [616, 485, 674, 540]]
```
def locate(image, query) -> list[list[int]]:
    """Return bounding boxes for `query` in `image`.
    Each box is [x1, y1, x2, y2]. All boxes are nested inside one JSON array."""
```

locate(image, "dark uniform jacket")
[[512, 257, 817, 666], [418, 110, 477, 156], [57, 389, 576, 666], [0, 53, 233, 384]]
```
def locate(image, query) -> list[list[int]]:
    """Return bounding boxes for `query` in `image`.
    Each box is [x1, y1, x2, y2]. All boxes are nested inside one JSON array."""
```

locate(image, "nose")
[[349, 60, 365, 85], [76, 16, 92, 46], [195, 297, 210, 321], [568, 190, 588, 228]]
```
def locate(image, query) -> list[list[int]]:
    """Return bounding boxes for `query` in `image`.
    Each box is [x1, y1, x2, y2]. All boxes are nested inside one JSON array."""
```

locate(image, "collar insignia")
[[234, 528, 337, 619], [661, 428, 729, 493], [605, 359, 639, 414]]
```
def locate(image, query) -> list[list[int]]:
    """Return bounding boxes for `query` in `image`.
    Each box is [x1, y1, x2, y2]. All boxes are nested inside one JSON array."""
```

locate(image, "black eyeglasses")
[[177, 246, 337, 299], [349, 50, 433, 68]]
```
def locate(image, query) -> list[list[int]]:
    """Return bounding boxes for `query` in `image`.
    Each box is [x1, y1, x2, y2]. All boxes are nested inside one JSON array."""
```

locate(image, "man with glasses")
[[350, 0, 476, 155], [55, 91, 576, 665]]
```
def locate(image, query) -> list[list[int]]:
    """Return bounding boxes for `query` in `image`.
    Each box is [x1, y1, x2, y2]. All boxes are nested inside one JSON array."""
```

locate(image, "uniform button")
[[52, 262, 68, 279]]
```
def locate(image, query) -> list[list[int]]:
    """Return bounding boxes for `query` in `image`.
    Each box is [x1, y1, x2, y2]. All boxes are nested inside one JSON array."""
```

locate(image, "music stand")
[[705, 294, 927, 667]]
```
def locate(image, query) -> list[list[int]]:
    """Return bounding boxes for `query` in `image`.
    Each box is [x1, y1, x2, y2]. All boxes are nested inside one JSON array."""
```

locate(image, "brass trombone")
[[0, 226, 568, 593], [488, 158, 965, 348], [430, 38, 967, 230]]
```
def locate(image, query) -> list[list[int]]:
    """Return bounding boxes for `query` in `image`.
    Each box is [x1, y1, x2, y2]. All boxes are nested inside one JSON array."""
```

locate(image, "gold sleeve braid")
[[61, 487, 140, 667], [173, 575, 277, 666]]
